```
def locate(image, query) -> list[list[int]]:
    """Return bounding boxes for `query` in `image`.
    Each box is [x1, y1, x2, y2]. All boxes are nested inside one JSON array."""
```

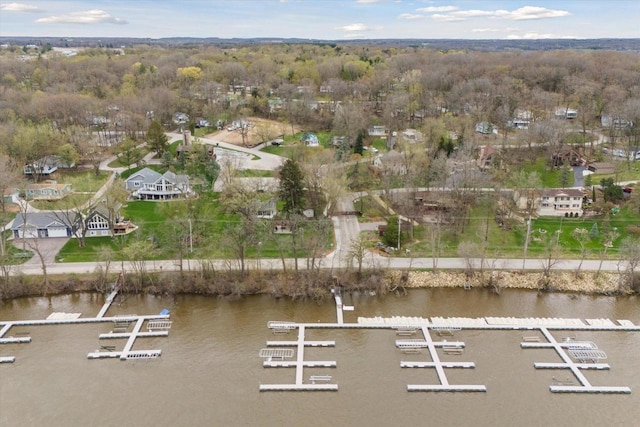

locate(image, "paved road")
[[10, 255, 626, 277]]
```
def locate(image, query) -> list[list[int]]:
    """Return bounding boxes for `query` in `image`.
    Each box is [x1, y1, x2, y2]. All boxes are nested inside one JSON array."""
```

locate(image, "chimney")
[[183, 130, 191, 146]]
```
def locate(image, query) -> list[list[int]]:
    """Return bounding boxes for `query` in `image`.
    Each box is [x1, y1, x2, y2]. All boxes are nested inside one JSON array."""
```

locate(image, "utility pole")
[[522, 215, 531, 271]]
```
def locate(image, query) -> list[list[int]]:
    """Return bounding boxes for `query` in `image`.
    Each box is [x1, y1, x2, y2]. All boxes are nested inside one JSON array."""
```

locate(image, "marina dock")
[[259, 288, 638, 394], [0, 274, 171, 364]]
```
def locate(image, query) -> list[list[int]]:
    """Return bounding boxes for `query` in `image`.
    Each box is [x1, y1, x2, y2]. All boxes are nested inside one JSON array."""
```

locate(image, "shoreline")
[[0, 269, 633, 301]]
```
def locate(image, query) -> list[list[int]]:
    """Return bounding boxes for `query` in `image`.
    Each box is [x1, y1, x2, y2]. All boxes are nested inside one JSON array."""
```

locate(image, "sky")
[[0, 0, 638, 40]]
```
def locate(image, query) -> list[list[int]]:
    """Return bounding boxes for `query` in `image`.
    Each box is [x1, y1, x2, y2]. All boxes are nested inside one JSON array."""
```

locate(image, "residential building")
[[537, 189, 584, 217], [25, 181, 72, 201], [85, 204, 137, 237], [23, 155, 74, 176], [125, 167, 191, 200], [11, 212, 75, 239]]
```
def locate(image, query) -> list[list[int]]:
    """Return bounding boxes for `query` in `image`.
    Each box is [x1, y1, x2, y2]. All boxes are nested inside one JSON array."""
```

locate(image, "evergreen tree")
[[147, 119, 169, 155], [279, 159, 305, 216], [353, 130, 364, 155]]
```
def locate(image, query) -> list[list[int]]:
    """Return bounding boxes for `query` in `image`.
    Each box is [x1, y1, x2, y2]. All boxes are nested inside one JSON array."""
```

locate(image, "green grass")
[[56, 170, 111, 192], [57, 194, 333, 262], [237, 169, 275, 178], [520, 158, 572, 188], [30, 193, 92, 210]]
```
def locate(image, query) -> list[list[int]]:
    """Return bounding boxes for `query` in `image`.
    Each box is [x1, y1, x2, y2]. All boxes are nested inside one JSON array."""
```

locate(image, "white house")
[[125, 167, 191, 200], [555, 108, 578, 120], [537, 189, 584, 217]]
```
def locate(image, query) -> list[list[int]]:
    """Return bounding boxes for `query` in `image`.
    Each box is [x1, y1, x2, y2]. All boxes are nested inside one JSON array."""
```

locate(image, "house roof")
[[540, 188, 584, 198], [126, 168, 189, 186], [11, 212, 76, 230], [26, 182, 70, 191], [126, 167, 163, 184]]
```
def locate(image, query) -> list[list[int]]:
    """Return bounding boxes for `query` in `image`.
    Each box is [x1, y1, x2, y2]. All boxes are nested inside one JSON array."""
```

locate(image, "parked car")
[[271, 138, 283, 146]]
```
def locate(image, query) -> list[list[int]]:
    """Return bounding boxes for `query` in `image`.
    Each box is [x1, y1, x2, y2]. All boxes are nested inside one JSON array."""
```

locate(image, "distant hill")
[[1, 36, 639, 52]]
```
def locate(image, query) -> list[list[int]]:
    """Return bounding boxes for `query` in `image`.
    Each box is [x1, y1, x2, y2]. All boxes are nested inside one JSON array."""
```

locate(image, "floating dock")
[[260, 301, 639, 393], [259, 325, 338, 391], [521, 328, 630, 394], [1, 273, 171, 364]]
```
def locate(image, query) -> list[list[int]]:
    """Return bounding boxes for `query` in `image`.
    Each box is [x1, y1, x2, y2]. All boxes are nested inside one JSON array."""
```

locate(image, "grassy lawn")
[[57, 194, 333, 262], [237, 169, 275, 178], [521, 158, 572, 188], [30, 193, 92, 210], [56, 170, 111, 192]]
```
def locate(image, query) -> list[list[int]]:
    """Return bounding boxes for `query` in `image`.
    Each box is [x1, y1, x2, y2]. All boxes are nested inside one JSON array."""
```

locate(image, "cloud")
[[356, 0, 383, 3], [507, 32, 579, 40], [507, 6, 571, 20], [416, 6, 459, 13], [472, 28, 504, 33], [398, 13, 424, 20], [427, 6, 570, 22], [36, 9, 128, 25], [431, 14, 465, 22], [1, 2, 40, 12], [338, 23, 369, 32]]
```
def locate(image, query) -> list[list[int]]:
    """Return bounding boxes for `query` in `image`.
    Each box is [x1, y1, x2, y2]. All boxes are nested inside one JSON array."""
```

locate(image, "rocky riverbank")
[[394, 270, 629, 295]]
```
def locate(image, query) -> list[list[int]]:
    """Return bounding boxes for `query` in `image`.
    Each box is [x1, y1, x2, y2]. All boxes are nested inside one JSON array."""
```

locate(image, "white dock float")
[[550, 385, 631, 394], [334, 293, 344, 325], [401, 361, 475, 369], [87, 349, 162, 360], [0, 356, 15, 363], [266, 340, 335, 347], [96, 289, 119, 319], [119, 318, 144, 360], [524, 328, 629, 394], [0, 336, 31, 344], [46, 312, 82, 320], [99, 331, 169, 339], [535, 363, 610, 370], [259, 384, 338, 391], [408, 385, 487, 392], [264, 361, 336, 368], [398, 326, 486, 392]]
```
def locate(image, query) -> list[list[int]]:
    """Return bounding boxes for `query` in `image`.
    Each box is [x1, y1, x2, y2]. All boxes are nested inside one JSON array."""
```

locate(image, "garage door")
[[48, 227, 69, 237]]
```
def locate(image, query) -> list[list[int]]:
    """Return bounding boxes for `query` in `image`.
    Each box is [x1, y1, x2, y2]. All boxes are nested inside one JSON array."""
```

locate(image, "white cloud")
[[338, 23, 369, 32], [506, 32, 578, 39], [1, 2, 40, 12], [416, 6, 458, 13], [472, 28, 503, 33], [431, 14, 464, 22], [427, 6, 570, 22], [398, 13, 424, 20], [356, 0, 383, 3], [508, 6, 570, 20], [36, 9, 128, 25]]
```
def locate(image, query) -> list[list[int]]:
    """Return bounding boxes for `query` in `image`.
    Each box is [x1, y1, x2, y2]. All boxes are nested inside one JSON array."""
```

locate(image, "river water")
[[1, 289, 640, 427]]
